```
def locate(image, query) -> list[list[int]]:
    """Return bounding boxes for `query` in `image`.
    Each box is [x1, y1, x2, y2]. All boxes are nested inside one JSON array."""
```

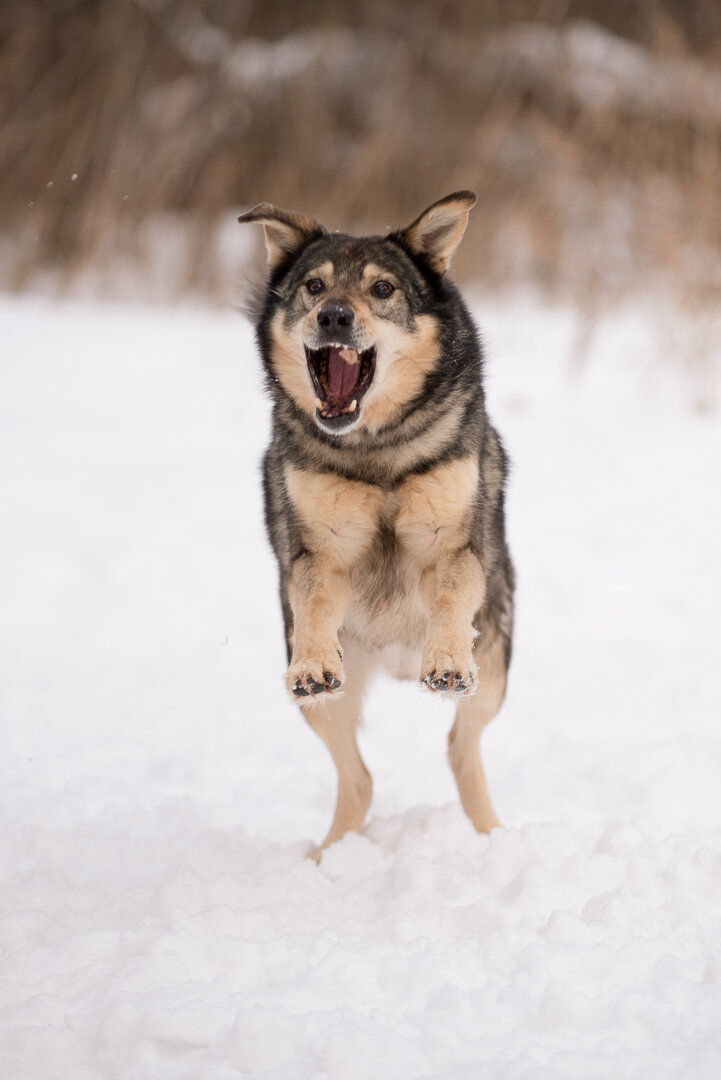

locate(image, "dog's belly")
[[342, 592, 427, 652], [341, 530, 428, 653]]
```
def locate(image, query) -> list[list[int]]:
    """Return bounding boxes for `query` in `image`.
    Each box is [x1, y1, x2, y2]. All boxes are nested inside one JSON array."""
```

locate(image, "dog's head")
[[238, 192, 476, 438]]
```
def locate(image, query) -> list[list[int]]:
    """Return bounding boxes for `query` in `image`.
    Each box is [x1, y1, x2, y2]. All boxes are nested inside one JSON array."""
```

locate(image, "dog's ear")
[[237, 202, 325, 270], [393, 191, 476, 274]]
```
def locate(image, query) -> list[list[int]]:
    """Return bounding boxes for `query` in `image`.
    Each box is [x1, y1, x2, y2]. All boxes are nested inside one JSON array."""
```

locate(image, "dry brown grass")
[[2, 0, 721, 308]]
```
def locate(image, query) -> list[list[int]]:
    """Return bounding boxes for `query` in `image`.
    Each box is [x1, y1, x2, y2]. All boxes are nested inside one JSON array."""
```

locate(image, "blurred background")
[[3, 9, 721, 1069], [3, 0, 721, 317]]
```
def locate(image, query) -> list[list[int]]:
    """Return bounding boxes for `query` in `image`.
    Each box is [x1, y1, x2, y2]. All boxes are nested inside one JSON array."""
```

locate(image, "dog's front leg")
[[286, 552, 350, 699], [419, 546, 485, 694]]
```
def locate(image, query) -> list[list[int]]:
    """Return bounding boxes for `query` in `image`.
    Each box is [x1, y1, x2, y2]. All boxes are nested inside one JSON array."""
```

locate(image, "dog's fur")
[[239, 192, 515, 858]]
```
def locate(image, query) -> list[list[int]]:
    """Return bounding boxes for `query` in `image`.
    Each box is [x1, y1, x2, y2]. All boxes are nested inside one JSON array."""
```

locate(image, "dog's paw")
[[421, 654, 476, 695], [287, 647, 344, 702]]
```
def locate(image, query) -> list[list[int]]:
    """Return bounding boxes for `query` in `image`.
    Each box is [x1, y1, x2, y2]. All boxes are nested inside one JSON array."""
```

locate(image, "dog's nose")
[[317, 303, 355, 335]]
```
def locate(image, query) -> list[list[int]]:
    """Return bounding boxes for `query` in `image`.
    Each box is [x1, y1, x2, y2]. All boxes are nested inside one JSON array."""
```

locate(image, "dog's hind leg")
[[447, 625, 507, 833], [301, 637, 375, 861]]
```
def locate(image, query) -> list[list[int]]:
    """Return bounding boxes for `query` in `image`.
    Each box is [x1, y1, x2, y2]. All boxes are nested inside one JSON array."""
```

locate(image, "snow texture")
[[1, 294, 720, 1079]]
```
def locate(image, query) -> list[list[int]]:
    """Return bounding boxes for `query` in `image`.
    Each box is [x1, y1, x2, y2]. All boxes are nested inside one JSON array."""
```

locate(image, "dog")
[[238, 192, 515, 858]]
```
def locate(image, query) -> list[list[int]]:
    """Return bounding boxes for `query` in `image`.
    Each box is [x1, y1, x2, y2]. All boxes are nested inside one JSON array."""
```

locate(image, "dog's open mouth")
[[304, 344, 375, 427]]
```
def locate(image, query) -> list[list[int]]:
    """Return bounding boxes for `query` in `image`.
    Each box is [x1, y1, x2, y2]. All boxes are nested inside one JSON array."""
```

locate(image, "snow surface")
[[1, 293, 720, 1079]]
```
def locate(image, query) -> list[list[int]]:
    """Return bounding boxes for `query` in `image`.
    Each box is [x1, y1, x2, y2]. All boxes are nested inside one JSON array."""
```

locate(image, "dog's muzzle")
[[304, 343, 376, 431]]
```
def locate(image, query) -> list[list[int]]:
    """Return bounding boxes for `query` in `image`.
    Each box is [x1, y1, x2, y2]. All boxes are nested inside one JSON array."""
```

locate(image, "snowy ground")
[[1, 292, 720, 1079]]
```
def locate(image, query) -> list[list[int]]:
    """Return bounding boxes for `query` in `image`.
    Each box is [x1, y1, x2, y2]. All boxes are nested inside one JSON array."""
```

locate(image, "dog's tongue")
[[327, 347, 360, 400]]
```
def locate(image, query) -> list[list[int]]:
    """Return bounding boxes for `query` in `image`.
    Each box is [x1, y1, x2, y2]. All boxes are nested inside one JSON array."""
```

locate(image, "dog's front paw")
[[421, 653, 477, 695], [287, 646, 344, 701]]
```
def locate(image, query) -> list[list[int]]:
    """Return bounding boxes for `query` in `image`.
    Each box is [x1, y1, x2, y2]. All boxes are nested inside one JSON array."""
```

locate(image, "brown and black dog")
[[239, 193, 514, 858]]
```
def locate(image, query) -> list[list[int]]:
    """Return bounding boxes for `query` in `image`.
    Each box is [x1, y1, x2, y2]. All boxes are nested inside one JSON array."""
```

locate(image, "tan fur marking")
[[284, 465, 387, 698], [269, 309, 315, 418], [361, 264, 399, 288], [307, 260, 334, 282], [285, 465, 385, 567], [304, 638, 376, 860], [286, 553, 348, 696], [447, 627, 507, 831], [395, 456, 484, 692], [395, 456, 479, 561], [360, 314, 440, 433], [420, 547, 485, 693]]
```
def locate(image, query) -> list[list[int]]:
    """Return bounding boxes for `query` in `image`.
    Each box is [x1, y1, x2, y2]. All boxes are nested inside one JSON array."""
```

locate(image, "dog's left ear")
[[237, 202, 326, 270], [393, 191, 477, 275]]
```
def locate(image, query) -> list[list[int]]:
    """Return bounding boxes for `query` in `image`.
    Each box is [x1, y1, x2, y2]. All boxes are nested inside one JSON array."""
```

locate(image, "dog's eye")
[[371, 280, 394, 299], [305, 278, 324, 296]]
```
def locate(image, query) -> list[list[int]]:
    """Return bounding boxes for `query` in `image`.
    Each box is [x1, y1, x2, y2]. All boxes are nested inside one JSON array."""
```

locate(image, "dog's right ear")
[[237, 202, 326, 270]]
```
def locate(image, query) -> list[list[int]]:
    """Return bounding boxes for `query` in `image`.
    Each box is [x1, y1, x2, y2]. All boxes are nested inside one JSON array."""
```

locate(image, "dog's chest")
[[284, 457, 479, 647]]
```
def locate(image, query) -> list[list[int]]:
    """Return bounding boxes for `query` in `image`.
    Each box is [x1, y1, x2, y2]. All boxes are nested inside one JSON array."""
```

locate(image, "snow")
[[1, 292, 720, 1079]]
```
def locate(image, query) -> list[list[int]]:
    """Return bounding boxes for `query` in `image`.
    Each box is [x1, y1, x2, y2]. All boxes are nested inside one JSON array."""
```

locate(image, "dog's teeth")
[[339, 348, 358, 364], [348, 399, 357, 413], [315, 397, 324, 411]]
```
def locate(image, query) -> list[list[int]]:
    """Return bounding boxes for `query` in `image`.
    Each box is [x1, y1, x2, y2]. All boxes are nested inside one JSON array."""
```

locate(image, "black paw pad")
[[425, 671, 471, 694]]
